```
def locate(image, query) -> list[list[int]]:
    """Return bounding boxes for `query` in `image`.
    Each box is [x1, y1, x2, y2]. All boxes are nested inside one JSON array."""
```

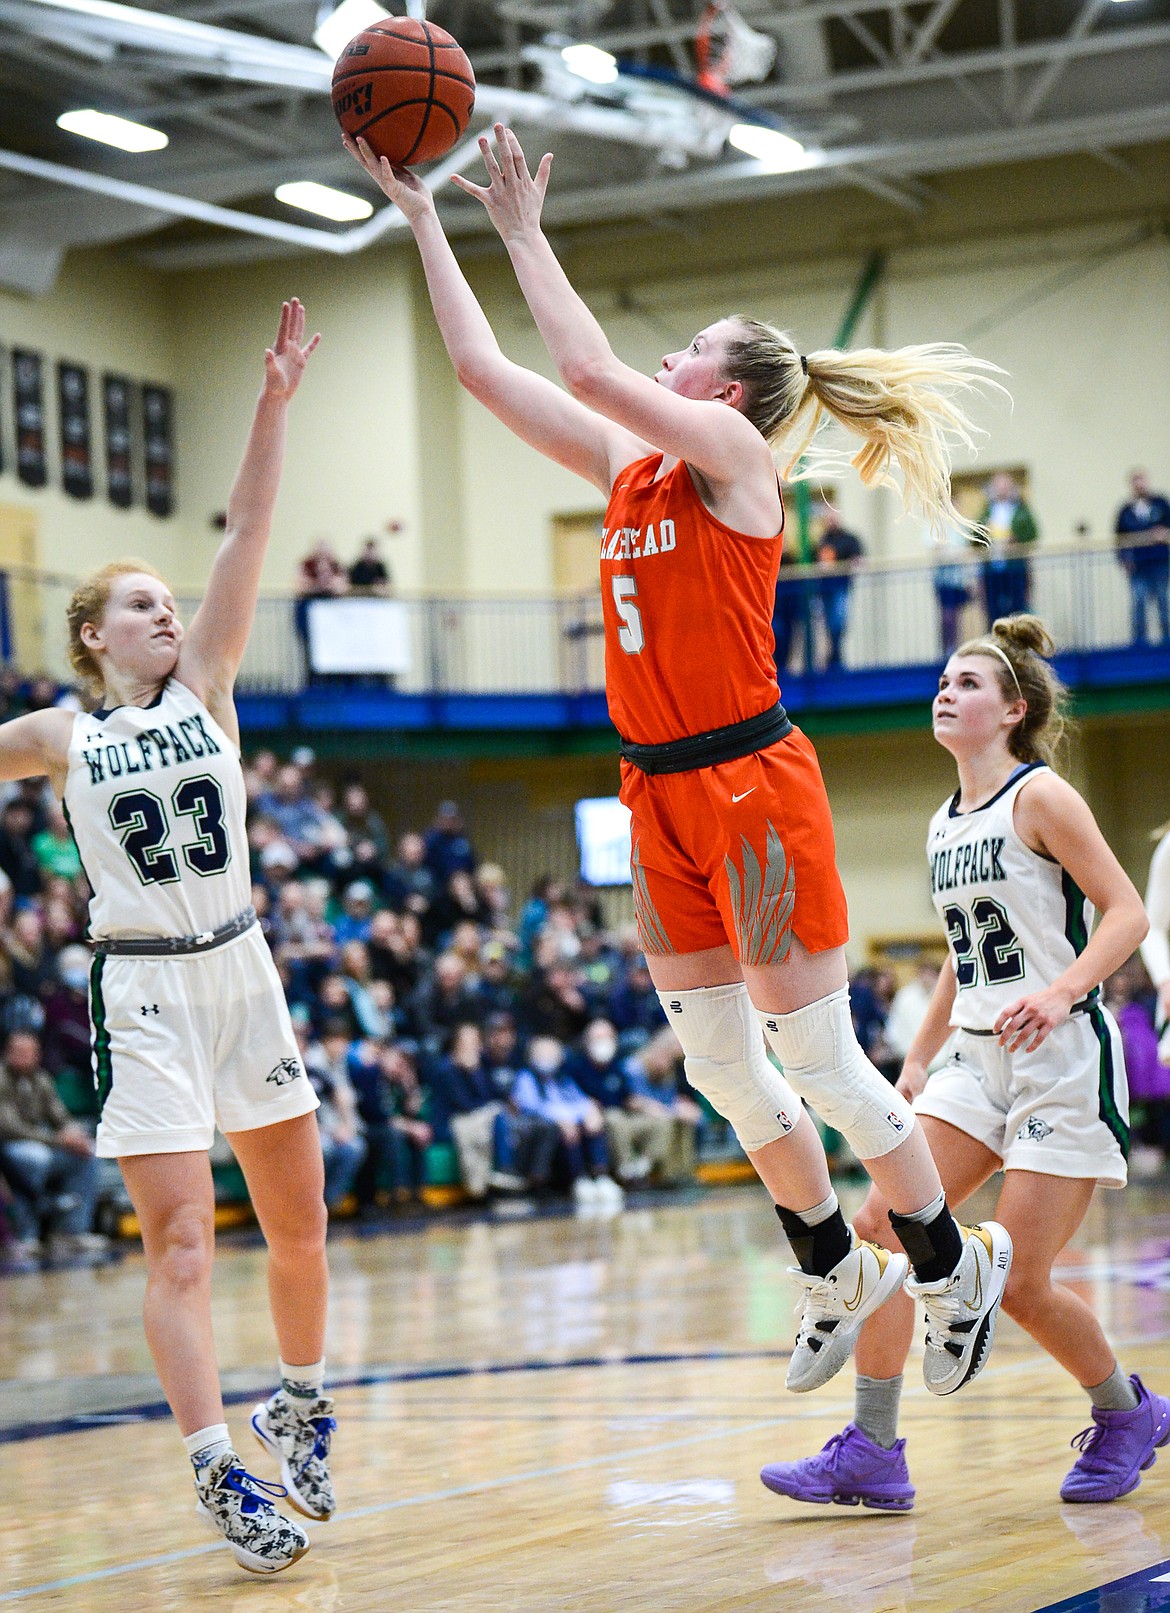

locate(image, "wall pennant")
[[103, 373, 133, 509], [142, 383, 174, 518], [58, 361, 93, 500], [12, 348, 47, 488]]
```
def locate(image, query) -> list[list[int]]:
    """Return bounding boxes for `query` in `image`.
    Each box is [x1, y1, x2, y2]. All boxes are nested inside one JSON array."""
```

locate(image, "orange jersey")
[[600, 453, 783, 746]]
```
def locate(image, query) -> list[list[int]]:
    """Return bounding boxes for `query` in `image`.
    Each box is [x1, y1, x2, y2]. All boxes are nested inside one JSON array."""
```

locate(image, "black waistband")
[[619, 701, 793, 776], [92, 906, 257, 957], [959, 994, 1100, 1037]]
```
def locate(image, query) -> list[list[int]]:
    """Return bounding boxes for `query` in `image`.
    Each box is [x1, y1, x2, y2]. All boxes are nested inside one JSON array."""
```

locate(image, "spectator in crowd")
[[334, 882, 377, 946], [607, 951, 666, 1039], [339, 782, 392, 864], [40, 944, 93, 1091], [0, 1028, 105, 1263], [933, 528, 978, 659], [423, 800, 477, 886], [0, 799, 43, 898], [977, 471, 1037, 622], [300, 1018, 367, 1211], [568, 1017, 673, 1185], [1115, 469, 1170, 646], [512, 1035, 622, 1210], [348, 537, 392, 596], [294, 539, 348, 678], [772, 545, 812, 675], [384, 831, 436, 922], [31, 803, 82, 883], [341, 1034, 404, 1214], [429, 1021, 515, 1200], [1105, 963, 1168, 1178], [409, 952, 484, 1054], [425, 868, 492, 947], [883, 960, 942, 1064], [380, 1042, 433, 1202], [621, 1027, 702, 1184], [520, 959, 591, 1043], [481, 1012, 559, 1193], [296, 538, 348, 601], [815, 508, 866, 670]]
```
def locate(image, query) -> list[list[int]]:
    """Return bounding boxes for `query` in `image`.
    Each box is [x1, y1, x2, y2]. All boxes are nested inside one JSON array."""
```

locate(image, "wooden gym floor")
[[5, 1181, 1170, 1612]]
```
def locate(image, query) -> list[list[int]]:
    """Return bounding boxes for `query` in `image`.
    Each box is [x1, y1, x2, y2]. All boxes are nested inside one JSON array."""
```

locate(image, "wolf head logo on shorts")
[[267, 1057, 303, 1087], [1017, 1114, 1054, 1141]]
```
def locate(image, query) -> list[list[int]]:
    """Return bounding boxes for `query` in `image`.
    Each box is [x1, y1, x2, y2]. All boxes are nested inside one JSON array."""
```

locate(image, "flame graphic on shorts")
[[631, 840, 676, 956], [726, 822, 795, 967]]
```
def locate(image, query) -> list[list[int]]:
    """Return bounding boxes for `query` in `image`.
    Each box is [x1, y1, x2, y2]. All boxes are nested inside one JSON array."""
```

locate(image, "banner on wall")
[[12, 348, 47, 488], [103, 373, 133, 509], [142, 384, 173, 517], [57, 361, 93, 500]]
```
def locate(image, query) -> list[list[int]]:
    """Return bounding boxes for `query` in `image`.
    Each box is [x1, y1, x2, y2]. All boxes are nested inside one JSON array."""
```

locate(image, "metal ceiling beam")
[[906, 0, 966, 67], [1014, 0, 1111, 126]]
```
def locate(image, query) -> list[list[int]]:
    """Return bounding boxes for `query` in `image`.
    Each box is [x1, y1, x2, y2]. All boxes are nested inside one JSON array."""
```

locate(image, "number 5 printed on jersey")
[[109, 776, 232, 885], [612, 576, 645, 654]]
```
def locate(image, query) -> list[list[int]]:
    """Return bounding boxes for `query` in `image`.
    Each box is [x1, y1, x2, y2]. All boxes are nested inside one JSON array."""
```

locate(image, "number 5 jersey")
[[64, 678, 251, 941], [928, 761, 1097, 1031]]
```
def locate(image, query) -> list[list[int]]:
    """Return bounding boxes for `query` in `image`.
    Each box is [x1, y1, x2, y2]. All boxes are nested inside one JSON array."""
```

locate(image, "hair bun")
[[991, 613, 1055, 660]]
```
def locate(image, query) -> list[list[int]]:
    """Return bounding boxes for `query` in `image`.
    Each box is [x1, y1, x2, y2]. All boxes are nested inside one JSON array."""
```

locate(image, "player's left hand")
[[264, 298, 321, 400], [993, 982, 1077, 1052], [451, 123, 552, 244]]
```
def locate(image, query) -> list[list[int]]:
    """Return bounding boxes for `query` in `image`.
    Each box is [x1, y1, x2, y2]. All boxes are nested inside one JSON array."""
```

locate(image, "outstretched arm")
[[347, 137, 644, 493], [453, 125, 771, 490], [179, 299, 320, 707]]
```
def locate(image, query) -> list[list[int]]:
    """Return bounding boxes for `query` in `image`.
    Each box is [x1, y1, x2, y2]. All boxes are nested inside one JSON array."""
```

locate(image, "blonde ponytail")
[[956, 613, 1069, 767], [722, 320, 1007, 541]]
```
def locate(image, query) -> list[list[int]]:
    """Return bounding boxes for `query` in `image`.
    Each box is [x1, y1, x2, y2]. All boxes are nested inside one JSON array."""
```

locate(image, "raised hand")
[[264, 298, 321, 400], [451, 123, 553, 244], [343, 133, 435, 224]]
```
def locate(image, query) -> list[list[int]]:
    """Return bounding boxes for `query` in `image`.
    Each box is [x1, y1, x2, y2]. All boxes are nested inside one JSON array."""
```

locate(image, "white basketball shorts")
[[90, 925, 318, 1158], [914, 1003, 1128, 1188]]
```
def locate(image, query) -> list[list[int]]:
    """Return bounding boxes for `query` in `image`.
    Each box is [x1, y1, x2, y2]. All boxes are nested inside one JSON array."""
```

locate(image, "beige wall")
[[3, 152, 1168, 603]]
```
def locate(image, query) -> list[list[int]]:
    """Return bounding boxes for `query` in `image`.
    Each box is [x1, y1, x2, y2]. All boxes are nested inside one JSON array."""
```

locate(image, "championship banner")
[[57, 361, 93, 500], [142, 384, 174, 517], [12, 347, 47, 488], [103, 373, 133, 509]]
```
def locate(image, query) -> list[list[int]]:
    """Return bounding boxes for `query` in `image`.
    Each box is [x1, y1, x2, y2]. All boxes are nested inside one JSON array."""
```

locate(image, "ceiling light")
[[561, 43, 619, 84], [275, 181, 374, 221], [728, 124, 814, 172], [57, 109, 168, 153], [313, 0, 389, 60]]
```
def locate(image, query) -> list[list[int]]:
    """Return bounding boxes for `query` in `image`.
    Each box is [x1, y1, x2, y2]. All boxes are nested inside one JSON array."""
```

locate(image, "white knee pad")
[[757, 987, 914, 1160], [657, 983, 801, 1152]]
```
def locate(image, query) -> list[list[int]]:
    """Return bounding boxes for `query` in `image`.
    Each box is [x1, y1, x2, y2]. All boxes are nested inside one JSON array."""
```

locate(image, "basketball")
[[331, 19, 476, 168]]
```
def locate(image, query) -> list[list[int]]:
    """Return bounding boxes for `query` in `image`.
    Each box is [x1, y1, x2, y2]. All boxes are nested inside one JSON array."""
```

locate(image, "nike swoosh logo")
[[842, 1257, 868, 1313], [964, 1249, 984, 1313], [731, 789, 756, 803]]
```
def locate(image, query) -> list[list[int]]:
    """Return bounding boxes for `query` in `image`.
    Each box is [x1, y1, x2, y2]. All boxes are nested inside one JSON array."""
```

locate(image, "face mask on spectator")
[[529, 1046, 562, 1076], [60, 965, 89, 991], [586, 1033, 618, 1064]]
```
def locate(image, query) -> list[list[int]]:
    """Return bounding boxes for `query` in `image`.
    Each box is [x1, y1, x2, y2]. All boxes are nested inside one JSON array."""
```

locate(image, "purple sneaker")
[[760, 1423, 915, 1512], [1061, 1376, 1170, 1503]]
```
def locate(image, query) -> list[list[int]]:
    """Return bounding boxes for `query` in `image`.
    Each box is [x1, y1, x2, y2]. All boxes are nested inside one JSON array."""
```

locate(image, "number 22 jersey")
[[928, 761, 1096, 1032], [64, 678, 251, 941]]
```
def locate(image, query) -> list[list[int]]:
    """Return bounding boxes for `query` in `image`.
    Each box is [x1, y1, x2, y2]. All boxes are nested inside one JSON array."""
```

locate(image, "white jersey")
[[927, 761, 1097, 1032], [64, 679, 251, 941]]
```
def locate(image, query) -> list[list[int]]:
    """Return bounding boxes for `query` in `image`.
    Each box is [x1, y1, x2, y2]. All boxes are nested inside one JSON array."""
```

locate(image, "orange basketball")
[[331, 18, 476, 167]]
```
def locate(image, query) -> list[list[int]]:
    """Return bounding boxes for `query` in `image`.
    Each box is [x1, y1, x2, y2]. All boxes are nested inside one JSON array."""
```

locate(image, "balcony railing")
[[1, 542, 1163, 700]]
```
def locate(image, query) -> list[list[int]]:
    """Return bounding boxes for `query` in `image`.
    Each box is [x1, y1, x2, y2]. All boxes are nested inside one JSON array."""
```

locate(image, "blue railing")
[[5, 545, 1167, 712]]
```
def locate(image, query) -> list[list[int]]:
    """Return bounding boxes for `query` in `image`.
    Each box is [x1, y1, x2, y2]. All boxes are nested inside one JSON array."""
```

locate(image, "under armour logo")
[[140, 1004, 160, 1016], [267, 1057, 303, 1087]]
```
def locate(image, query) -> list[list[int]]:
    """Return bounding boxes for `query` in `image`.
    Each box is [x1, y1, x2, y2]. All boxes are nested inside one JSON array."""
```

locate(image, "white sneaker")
[[573, 1176, 601, 1211], [251, 1389, 336, 1519], [594, 1175, 625, 1210], [194, 1449, 310, 1574], [786, 1232, 909, 1393], [905, 1220, 1012, 1395]]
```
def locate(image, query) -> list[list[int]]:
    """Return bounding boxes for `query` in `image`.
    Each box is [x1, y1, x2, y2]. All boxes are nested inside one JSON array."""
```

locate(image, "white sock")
[[279, 1358, 325, 1404], [184, 1422, 232, 1472]]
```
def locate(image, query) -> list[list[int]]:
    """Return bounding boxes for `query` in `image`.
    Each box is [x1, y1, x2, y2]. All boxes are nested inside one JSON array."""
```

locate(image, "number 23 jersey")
[[928, 761, 1096, 1032], [64, 679, 251, 941]]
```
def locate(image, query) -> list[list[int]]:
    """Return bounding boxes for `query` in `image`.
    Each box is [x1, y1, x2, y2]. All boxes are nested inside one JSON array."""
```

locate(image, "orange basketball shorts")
[[618, 725, 849, 964]]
